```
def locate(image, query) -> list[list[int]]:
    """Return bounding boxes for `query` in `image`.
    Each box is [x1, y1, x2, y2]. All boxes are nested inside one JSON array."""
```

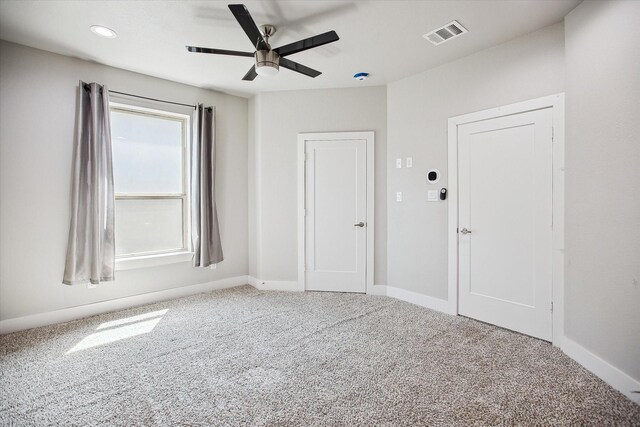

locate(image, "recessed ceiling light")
[[90, 25, 117, 39]]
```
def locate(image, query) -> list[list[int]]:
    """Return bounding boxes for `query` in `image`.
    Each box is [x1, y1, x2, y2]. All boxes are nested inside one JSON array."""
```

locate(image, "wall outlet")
[[396, 158, 402, 168], [396, 191, 403, 202], [406, 157, 413, 168], [87, 283, 98, 289]]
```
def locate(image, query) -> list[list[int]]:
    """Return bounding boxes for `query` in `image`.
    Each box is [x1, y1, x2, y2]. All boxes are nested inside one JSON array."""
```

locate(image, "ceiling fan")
[[186, 4, 339, 80]]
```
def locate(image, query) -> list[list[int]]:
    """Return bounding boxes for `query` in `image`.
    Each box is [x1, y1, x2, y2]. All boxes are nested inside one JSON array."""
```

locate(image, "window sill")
[[115, 251, 193, 271]]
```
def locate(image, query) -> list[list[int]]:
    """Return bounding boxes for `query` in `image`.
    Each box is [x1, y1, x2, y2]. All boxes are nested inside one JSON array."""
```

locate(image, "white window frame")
[[110, 102, 193, 270]]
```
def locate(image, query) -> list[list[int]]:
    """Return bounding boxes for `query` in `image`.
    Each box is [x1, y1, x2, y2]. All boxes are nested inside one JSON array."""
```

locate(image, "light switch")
[[406, 157, 413, 168], [427, 190, 438, 202], [396, 158, 402, 169], [396, 192, 403, 202]]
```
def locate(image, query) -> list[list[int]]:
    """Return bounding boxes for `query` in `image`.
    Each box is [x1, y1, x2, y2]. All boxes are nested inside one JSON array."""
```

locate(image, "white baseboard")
[[0, 275, 249, 335], [374, 285, 453, 315], [561, 336, 640, 404], [248, 276, 301, 292]]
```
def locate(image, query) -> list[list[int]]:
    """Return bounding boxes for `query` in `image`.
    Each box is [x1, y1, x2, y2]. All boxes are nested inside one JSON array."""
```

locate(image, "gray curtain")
[[192, 105, 224, 267], [63, 81, 115, 285]]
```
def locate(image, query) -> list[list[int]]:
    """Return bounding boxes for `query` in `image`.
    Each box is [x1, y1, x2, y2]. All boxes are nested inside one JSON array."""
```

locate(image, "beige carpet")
[[1, 285, 638, 426]]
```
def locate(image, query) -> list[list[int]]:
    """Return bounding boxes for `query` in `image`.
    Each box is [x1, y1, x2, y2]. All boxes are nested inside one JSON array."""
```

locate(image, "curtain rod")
[[82, 83, 212, 110], [108, 90, 197, 110]]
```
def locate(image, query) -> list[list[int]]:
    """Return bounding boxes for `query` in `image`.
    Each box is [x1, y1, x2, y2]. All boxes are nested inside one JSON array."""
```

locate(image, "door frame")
[[447, 94, 565, 346], [297, 131, 375, 294]]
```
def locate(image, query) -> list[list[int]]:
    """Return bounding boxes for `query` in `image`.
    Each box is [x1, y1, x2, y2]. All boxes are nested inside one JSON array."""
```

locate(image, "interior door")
[[458, 108, 553, 341], [305, 139, 367, 293]]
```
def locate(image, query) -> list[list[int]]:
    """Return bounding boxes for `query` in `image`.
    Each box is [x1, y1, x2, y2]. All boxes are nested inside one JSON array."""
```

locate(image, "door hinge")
[[552, 126, 555, 143], [550, 301, 554, 312]]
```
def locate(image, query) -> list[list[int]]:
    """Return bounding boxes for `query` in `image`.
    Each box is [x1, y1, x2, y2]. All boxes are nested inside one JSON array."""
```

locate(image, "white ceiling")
[[0, 0, 580, 98]]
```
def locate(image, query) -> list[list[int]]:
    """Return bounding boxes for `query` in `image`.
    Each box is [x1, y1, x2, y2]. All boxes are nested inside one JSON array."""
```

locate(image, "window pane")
[[111, 110, 183, 194], [115, 198, 184, 256]]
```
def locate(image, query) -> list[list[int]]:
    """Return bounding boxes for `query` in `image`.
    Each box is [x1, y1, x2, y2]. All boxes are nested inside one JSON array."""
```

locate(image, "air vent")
[[423, 20, 468, 46]]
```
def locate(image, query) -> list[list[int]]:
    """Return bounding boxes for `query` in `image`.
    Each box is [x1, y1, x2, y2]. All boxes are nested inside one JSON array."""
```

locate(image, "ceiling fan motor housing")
[[255, 49, 280, 76]]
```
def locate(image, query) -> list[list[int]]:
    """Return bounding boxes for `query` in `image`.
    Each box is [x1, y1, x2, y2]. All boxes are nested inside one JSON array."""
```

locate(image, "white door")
[[305, 139, 367, 293], [458, 108, 553, 341]]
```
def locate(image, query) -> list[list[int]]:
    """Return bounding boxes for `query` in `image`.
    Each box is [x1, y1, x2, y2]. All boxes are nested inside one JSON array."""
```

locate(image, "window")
[[110, 103, 191, 262]]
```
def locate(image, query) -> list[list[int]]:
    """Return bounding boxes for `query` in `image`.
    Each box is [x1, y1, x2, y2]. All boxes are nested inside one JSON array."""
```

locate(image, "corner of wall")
[[247, 94, 262, 279]]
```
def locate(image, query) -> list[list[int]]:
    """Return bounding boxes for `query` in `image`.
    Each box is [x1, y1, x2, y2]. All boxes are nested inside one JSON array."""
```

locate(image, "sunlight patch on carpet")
[[67, 309, 168, 353]]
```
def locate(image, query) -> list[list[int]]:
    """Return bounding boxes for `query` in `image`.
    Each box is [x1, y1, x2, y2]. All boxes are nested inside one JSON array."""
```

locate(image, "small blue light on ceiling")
[[353, 72, 369, 81]]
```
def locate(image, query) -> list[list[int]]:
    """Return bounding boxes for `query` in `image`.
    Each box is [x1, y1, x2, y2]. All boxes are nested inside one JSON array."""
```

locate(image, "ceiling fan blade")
[[242, 65, 258, 81], [279, 57, 321, 78], [274, 31, 339, 57], [186, 46, 254, 57], [228, 4, 268, 50]]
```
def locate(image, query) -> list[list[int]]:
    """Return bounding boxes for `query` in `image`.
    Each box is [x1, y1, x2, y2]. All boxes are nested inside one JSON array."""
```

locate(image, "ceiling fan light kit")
[[185, 4, 339, 81], [255, 50, 279, 76]]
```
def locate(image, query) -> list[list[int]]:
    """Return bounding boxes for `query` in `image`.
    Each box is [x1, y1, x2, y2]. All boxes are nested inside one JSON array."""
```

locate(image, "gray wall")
[[386, 23, 565, 298], [247, 95, 264, 280], [249, 87, 387, 284], [564, 0, 640, 381], [0, 41, 249, 320], [248, 97, 258, 278]]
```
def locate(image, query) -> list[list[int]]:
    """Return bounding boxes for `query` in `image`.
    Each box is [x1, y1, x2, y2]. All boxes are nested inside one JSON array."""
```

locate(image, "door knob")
[[460, 228, 472, 234], [354, 222, 365, 227]]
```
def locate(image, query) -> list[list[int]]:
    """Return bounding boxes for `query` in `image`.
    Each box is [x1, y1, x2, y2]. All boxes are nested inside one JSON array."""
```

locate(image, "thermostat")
[[427, 169, 440, 184]]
